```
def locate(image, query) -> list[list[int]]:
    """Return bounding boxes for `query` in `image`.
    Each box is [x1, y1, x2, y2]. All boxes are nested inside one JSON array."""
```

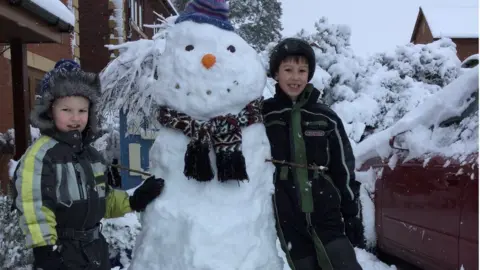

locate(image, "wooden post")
[[10, 39, 31, 160]]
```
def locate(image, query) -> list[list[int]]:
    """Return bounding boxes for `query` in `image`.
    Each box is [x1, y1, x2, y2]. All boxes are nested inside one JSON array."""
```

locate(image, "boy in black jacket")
[[264, 38, 364, 270]]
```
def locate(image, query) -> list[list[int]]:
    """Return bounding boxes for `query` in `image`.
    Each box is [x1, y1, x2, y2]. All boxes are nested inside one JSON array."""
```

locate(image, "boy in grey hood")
[[13, 59, 164, 270]]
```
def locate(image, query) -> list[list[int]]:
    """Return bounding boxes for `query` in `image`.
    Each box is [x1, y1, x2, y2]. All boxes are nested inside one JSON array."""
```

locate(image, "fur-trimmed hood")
[[30, 68, 101, 135]]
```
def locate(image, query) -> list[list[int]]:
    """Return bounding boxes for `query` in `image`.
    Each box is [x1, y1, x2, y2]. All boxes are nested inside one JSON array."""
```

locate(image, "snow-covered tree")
[[0, 196, 33, 269], [230, 0, 283, 51], [369, 38, 461, 87], [172, 0, 283, 51], [292, 17, 366, 106]]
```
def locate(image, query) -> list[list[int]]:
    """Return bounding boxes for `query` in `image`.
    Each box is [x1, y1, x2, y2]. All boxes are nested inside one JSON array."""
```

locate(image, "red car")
[[358, 68, 478, 270]]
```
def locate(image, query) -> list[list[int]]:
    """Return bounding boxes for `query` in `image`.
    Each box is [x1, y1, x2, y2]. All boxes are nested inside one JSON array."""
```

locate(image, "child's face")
[[276, 56, 309, 101], [51, 96, 90, 133]]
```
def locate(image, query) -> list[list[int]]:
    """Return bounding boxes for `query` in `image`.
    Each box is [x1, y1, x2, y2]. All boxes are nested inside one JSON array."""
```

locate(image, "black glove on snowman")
[[129, 176, 165, 212]]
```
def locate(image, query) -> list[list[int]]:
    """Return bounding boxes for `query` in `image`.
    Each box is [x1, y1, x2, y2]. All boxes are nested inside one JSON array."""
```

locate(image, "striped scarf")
[[157, 98, 263, 182]]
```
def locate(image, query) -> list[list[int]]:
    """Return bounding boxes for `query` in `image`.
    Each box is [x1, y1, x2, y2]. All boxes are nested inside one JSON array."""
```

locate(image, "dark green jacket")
[[263, 84, 360, 268]]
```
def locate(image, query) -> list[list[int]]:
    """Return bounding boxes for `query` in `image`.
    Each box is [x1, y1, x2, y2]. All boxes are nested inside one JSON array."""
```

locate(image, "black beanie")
[[269, 38, 316, 81]]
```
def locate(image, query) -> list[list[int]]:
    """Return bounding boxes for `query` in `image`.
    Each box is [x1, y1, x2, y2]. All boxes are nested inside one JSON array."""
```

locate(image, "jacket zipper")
[[326, 140, 330, 166], [73, 156, 85, 200], [75, 156, 91, 229]]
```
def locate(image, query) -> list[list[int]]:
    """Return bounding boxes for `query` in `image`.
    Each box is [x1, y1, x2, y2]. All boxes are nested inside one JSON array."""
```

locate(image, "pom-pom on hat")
[[39, 59, 81, 95], [175, 0, 234, 32]]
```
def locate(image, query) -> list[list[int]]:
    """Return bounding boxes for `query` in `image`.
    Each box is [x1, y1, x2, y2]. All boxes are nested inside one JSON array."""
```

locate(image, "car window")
[[439, 89, 479, 128], [461, 58, 479, 69]]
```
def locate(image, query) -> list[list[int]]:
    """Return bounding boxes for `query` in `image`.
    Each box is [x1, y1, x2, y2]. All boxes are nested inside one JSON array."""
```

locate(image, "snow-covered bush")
[[94, 118, 121, 163], [370, 38, 461, 87], [0, 195, 33, 269], [102, 213, 141, 269], [0, 127, 41, 155]]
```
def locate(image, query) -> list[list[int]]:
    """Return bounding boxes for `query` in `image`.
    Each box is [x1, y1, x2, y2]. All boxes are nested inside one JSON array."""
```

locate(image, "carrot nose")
[[202, 54, 216, 69]]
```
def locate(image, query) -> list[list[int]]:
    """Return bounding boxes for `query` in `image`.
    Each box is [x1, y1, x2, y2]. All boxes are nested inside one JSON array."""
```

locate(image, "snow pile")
[[31, 0, 75, 26], [355, 248, 397, 270], [102, 213, 141, 269], [356, 168, 379, 249], [355, 65, 478, 166]]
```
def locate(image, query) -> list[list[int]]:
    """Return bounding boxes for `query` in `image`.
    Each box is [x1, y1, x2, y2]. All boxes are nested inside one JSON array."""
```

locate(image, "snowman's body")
[[128, 21, 284, 270]]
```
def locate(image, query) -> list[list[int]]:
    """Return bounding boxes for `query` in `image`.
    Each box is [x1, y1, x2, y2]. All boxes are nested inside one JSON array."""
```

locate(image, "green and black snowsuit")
[[263, 84, 362, 270], [13, 63, 131, 270]]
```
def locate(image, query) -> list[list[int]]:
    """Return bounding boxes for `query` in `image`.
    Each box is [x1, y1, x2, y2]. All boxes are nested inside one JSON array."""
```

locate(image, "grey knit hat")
[[30, 59, 101, 134]]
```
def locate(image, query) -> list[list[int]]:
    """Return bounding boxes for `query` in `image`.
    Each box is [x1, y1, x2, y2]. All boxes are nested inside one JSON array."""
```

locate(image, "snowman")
[[128, 0, 285, 269]]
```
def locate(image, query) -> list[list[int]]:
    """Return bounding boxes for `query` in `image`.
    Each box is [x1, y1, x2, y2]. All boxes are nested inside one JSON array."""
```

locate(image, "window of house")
[[139, 4, 143, 29], [27, 68, 45, 112], [129, 0, 143, 30]]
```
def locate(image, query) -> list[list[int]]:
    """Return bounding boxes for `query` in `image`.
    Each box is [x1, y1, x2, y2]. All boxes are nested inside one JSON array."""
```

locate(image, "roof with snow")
[[30, 0, 75, 26], [412, 6, 479, 40]]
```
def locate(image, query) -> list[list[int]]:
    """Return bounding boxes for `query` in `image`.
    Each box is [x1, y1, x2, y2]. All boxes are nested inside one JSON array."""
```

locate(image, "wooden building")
[[410, 6, 478, 61]]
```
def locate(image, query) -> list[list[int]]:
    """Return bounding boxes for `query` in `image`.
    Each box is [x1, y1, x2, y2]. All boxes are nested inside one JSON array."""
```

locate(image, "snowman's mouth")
[[178, 81, 239, 97]]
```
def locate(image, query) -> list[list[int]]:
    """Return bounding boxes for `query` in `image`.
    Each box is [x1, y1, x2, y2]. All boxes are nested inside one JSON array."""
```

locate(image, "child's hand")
[[129, 176, 165, 212]]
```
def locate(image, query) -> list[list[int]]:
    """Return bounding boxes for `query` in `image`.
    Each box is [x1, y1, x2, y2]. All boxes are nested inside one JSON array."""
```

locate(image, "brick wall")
[[26, 34, 72, 61], [79, 0, 111, 73]]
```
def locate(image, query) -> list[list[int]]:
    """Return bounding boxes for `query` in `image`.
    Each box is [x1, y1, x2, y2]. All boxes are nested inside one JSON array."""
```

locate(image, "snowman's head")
[[153, 1, 266, 120]]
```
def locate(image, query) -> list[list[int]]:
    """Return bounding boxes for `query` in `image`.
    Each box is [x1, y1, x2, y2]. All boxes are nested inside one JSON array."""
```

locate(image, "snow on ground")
[[30, 0, 75, 26], [103, 210, 397, 270], [356, 248, 397, 269], [103, 211, 395, 270]]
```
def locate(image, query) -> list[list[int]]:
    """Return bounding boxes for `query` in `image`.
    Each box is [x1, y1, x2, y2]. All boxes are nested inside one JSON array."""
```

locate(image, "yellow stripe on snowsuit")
[[15, 136, 58, 248]]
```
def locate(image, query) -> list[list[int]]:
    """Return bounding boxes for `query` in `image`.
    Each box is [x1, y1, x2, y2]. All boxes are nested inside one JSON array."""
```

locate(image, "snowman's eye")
[[185, 45, 194, 51], [227, 45, 236, 53]]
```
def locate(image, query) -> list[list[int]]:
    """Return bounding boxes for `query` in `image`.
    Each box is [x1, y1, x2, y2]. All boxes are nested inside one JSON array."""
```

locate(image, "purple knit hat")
[[175, 0, 234, 31]]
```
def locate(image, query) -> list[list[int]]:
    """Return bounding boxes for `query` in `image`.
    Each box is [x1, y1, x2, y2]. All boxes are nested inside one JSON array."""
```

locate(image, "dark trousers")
[[293, 237, 363, 270]]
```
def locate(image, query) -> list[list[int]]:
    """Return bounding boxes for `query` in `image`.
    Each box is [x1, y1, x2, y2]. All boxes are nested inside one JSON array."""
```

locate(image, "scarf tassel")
[[216, 150, 249, 182], [184, 141, 214, 181]]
